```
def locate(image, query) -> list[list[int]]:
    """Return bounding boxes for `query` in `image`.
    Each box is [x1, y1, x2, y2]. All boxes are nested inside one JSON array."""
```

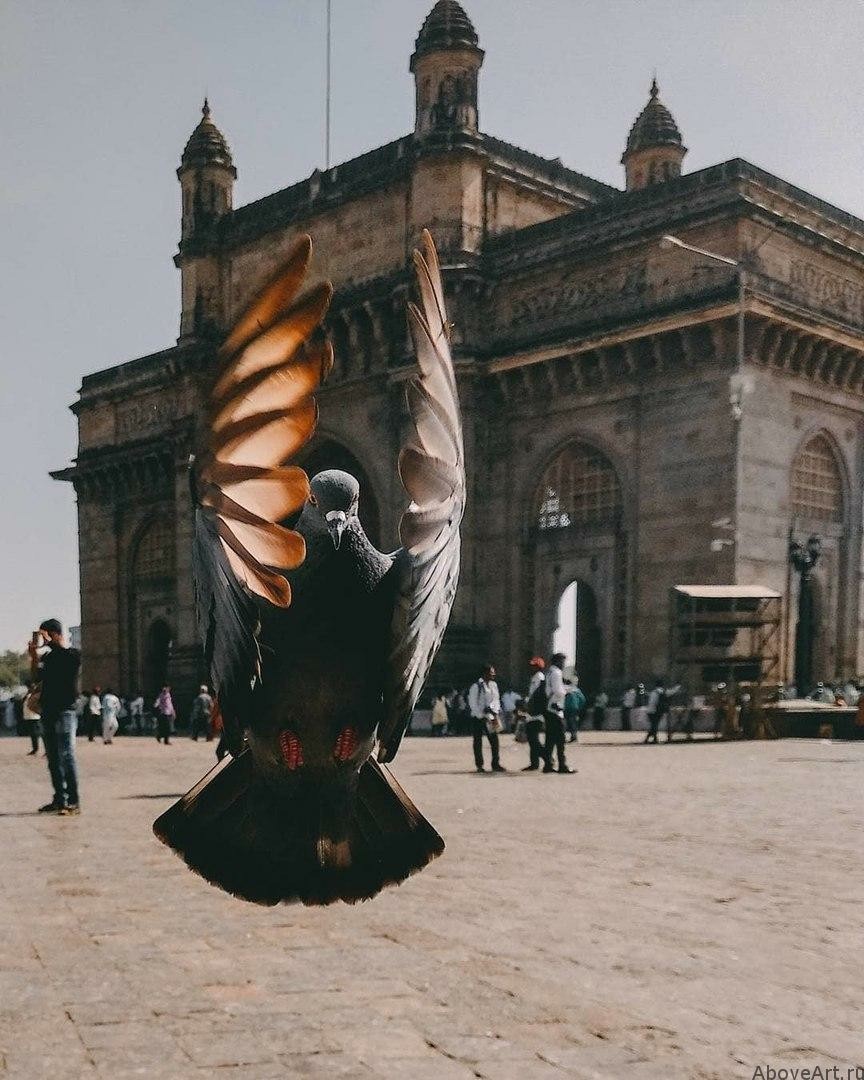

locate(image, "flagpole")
[[325, 0, 332, 169]]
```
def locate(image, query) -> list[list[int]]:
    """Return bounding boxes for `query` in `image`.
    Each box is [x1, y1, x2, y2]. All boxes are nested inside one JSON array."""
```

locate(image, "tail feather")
[[153, 752, 444, 907]]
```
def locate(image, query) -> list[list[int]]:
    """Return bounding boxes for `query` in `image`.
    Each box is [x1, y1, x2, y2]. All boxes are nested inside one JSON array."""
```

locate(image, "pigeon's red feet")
[[333, 727, 358, 763], [278, 730, 304, 770]]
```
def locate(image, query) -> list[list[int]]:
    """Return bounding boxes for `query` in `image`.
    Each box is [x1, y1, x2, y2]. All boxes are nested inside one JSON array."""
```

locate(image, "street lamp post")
[[660, 235, 749, 571], [789, 534, 822, 696]]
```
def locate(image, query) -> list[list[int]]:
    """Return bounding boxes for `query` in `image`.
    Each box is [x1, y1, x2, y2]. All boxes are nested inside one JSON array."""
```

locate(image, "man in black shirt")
[[29, 618, 81, 814]]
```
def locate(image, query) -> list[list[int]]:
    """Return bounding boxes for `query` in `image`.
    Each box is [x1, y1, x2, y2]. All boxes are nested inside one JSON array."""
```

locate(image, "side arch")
[[787, 429, 850, 685], [789, 429, 847, 527]]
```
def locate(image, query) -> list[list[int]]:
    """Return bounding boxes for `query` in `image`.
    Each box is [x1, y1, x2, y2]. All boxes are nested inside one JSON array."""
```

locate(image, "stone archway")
[[128, 516, 176, 697], [143, 618, 173, 697], [789, 432, 847, 685], [553, 580, 603, 697], [528, 440, 627, 690]]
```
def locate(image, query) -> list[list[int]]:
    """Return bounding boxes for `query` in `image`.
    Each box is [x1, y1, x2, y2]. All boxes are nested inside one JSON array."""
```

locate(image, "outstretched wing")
[[193, 235, 333, 751], [378, 230, 465, 763]]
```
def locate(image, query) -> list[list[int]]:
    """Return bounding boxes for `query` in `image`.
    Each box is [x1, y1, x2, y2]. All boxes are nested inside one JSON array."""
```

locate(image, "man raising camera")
[[28, 619, 82, 815]]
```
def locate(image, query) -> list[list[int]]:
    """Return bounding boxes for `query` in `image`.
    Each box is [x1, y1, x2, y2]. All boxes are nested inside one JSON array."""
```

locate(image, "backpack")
[[527, 679, 547, 716]]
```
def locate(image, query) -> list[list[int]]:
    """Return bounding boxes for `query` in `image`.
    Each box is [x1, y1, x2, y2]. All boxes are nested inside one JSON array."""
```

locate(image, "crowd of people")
[[16, 682, 224, 751], [16, 616, 864, 815], [429, 664, 728, 769]]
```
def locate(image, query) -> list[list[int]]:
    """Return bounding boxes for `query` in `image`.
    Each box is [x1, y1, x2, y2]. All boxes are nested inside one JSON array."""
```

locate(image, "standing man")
[[189, 685, 214, 741], [468, 664, 506, 773], [500, 687, 520, 733], [544, 653, 575, 774], [154, 685, 175, 745], [621, 684, 636, 732], [593, 689, 608, 730], [28, 619, 81, 815], [86, 688, 102, 742], [128, 693, 145, 734], [101, 689, 121, 744], [644, 679, 667, 744], [522, 657, 547, 771], [564, 681, 586, 743], [22, 684, 41, 755]]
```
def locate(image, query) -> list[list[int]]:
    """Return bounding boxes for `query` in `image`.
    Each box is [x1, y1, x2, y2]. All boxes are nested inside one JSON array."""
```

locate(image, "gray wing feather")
[[192, 504, 259, 756], [378, 231, 465, 763]]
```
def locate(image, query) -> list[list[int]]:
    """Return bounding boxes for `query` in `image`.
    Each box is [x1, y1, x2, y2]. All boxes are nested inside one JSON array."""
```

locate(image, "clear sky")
[[2, 0, 864, 652]]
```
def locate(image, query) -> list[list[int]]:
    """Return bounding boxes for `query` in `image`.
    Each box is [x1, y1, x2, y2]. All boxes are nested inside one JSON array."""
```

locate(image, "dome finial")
[[180, 99, 235, 172], [412, 1, 480, 61], [621, 79, 686, 191]]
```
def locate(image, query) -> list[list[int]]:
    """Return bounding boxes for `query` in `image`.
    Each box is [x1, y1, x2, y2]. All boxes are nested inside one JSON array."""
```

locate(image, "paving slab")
[[0, 732, 862, 1079]]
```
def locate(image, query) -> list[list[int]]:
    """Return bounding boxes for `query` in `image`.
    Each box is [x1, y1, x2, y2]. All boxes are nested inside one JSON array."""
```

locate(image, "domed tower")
[[411, 1, 484, 137], [177, 99, 236, 239], [621, 79, 686, 192]]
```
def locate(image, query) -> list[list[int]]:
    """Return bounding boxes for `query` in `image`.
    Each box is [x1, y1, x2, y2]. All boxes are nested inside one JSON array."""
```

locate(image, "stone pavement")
[[0, 731, 862, 1080]]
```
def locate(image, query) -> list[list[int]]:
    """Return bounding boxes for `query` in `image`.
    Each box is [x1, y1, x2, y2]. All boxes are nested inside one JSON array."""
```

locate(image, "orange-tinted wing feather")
[[192, 234, 332, 752]]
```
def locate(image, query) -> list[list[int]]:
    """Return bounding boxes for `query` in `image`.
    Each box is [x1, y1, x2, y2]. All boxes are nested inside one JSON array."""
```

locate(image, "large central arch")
[[526, 439, 628, 691]]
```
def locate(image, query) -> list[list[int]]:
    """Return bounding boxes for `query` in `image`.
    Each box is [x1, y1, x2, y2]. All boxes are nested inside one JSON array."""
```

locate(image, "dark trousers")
[[156, 712, 172, 742], [526, 718, 545, 767], [593, 707, 605, 730], [27, 720, 40, 753], [621, 706, 632, 731], [86, 712, 99, 741], [190, 713, 208, 740], [472, 718, 500, 769], [42, 710, 79, 806], [544, 712, 568, 769], [645, 712, 660, 743]]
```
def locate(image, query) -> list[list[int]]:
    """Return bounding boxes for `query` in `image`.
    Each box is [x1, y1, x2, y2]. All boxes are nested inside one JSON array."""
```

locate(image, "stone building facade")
[[55, 1, 864, 709]]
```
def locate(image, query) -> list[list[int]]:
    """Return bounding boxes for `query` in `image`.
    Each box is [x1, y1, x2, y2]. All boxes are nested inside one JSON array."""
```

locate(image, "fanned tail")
[[152, 754, 444, 907]]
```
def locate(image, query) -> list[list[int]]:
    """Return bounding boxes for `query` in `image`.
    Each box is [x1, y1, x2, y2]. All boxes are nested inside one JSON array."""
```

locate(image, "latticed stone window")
[[134, 518, 175, 579], [537, 443, 622, 530], [791, 435, 844, 524]]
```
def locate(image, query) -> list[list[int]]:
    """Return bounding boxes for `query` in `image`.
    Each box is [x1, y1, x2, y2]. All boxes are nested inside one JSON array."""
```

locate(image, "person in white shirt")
[[544, 653, 574, 773], [644, 679, 666, 744], [500, 688, 520, 733], [86, 688, 102, 743], [101, 690, 121, 744], [128, 694, 145, 734], [522, 657, 547, 771], [467, 664, 505, 772]]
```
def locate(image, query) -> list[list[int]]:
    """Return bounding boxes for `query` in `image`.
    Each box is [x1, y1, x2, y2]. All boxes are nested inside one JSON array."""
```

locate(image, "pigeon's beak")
[[326, 510, 347, 550]]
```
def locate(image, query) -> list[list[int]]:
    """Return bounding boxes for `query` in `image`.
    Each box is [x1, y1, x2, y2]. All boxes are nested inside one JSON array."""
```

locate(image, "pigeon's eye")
[[309, 493, 318, 507]]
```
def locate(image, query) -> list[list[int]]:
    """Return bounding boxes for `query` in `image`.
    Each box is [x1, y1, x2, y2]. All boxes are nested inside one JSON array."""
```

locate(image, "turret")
[[177, 99, 236, 240], [411, 1, 484, 138], [175, 100, 235, 341], [621, 79, 686, 192]]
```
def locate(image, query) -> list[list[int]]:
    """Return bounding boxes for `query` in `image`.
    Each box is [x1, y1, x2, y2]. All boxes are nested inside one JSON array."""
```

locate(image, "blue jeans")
[[42, 709, 79, 806]]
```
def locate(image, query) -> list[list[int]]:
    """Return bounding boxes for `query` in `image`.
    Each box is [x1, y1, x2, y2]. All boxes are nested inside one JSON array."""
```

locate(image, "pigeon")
[[154, 230, 464, 906]]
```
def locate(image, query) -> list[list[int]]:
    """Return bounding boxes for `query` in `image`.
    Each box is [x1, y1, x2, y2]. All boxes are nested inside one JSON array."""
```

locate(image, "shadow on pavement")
[[119, 793, 184, 800]]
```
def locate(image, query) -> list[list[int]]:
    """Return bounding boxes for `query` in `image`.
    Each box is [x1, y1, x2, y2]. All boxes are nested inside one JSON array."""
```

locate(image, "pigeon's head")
[[307, 469, 360, 550]]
